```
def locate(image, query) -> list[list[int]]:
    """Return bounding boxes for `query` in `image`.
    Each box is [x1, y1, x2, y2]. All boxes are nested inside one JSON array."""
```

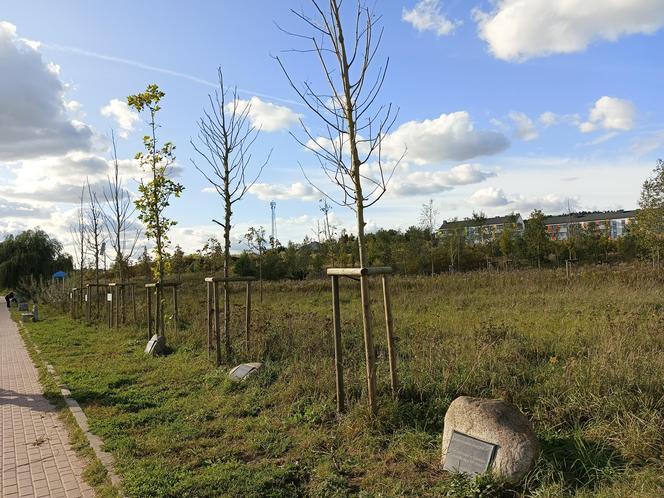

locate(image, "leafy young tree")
[[128, 84, 184, 336], [245, 226, 267, 303], [635, 159, 664, 265], [524, 209, 548, 269]]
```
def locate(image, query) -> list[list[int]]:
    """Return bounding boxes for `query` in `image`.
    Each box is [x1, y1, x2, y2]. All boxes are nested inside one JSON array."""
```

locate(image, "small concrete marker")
[[145, 334, 166, 356], [229, 362, 263, 381]]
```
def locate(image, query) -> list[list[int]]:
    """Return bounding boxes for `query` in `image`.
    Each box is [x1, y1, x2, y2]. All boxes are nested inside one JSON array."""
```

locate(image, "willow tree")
[[277, 0, 400, 412], [191, 68, 269, 359], [128, 84, 184, 337]]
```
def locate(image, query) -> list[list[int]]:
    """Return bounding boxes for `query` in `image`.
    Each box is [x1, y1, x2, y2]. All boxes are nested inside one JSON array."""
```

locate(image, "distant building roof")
[[440, 214, 522, 231], [541, 209, 637, 225]]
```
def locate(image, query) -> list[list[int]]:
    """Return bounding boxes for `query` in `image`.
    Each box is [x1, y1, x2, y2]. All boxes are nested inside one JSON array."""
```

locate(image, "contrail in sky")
[[43, 43, 304, 107]]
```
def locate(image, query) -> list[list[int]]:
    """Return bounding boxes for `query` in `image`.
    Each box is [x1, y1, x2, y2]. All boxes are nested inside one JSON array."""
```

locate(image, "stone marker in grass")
[[145, 334, 166, 356], [441, 396, 539, 484], [229, 362, 262, 381]]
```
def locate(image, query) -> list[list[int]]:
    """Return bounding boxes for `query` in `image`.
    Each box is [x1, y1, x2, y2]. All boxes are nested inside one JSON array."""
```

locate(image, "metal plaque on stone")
[[443, 431, 497, 476]]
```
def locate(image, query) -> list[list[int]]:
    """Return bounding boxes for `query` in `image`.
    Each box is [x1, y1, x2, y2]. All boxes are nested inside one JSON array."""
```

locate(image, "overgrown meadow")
[[22, 265, 664, 497]]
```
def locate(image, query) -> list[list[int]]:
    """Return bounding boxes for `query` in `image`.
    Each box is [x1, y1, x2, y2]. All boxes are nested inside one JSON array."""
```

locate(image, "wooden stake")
[[359, 274, 376, 414], [146, 287, 153, 340], [132, 285, 137, 323], [245, 281, 251, 353], [173, 286, 179, 334], [331, 275, 345, 413], [86, 285, 91, 323], [213, 281, 221, 367], [382, 275, 398, 396], [206, 281, 213, 361]]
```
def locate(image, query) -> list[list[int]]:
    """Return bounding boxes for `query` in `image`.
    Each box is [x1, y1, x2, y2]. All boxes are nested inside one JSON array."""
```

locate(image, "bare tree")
[[69, 184, 87, 309], [420, 199, 439, 276], [191, 67, 270, 361], [277, 0, 400, 412], [103, 130, 141, 282], [85, 180, 105, 317], [277, 1, 400, 266]]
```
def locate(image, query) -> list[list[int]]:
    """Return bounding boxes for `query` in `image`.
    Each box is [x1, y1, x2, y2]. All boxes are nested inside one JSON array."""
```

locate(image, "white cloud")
[[249, 181, 318, 201], [632, 131, 664, 156], [233, 97, 301, 132], [512, 194, 576, 214], [538, 111, 581, 127], [402, 0, 460, 36], [390, 163, 496, 197], [101, 99, 139, 138], [579, 96, 636, 133], [390, 163, 494, 197], [0, 21, 94, 160], [383, 111, 510, 164], [508, 112, 538, 141], [474, 0, 664, 62], [468, 187, 510, 207]]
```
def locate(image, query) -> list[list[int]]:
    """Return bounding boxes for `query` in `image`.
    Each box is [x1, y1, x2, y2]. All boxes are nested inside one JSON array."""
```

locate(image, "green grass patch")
[[20, 266, 664, 496]]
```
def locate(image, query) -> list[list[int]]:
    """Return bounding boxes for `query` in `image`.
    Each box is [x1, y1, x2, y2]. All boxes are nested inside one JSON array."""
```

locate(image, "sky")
[[1, 0, 663, 256]]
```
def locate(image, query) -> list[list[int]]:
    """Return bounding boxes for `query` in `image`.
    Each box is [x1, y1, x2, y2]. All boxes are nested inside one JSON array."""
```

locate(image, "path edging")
[[16, 317, 125, 497]]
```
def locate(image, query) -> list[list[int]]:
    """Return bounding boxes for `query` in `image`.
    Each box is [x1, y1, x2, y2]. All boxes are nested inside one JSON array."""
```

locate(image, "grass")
[[18, 265, 664, 496]]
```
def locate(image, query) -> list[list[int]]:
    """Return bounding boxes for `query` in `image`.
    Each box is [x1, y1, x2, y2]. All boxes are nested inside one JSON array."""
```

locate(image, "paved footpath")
[[0, 306, 95, 498]]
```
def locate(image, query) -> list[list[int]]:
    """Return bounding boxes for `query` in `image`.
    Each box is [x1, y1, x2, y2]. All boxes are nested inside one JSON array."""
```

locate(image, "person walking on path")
[[5, 291, 15, 308], [0, 304, 95, 497]]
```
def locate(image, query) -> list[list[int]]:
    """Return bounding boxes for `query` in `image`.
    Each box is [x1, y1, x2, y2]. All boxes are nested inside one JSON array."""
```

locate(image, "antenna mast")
[[270, 200, 277, 247]]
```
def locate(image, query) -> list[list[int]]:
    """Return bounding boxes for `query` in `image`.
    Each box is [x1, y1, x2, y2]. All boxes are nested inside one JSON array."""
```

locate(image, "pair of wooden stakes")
[[71, 283, 138, 327], [328, 266, 398, 415], [205, 276, 255, 366]]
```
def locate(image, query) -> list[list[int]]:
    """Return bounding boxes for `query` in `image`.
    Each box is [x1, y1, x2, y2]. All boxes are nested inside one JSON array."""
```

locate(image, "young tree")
[[85, 180, 105, 316], [245, 226, 268, 303], [524, 209, 548, 269], [320, 198, 336, 241], [635, 159, 664, 265], [170, 244, 186, 282], [69, 185, 87, 307], [419, 199, 439, 276], [191, 68, 269, 358], [127, 84, 184, 337], [278, 0, 400, 412], [103, 130, 141, 282]]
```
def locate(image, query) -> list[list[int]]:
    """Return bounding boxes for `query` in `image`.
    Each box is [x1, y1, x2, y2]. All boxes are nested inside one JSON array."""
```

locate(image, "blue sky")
[[1, 1, 663, 255]]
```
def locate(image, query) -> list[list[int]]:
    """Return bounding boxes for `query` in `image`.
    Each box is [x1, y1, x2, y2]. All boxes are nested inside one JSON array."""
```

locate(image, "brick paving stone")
[[0, 306, 96, 497]]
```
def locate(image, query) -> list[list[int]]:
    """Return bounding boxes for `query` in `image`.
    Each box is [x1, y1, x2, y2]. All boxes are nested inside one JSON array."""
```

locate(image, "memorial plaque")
[[443, 431, 497, 476]]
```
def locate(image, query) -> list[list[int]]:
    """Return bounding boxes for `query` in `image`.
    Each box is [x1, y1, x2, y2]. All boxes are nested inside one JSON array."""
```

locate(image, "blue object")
[[52, 270, 67, 279]]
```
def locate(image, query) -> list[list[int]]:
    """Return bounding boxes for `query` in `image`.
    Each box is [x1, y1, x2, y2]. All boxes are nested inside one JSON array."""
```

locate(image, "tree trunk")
[[223, 160, 232, 361]]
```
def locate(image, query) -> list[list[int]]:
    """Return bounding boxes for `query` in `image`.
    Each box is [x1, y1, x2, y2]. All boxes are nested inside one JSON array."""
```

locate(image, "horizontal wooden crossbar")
[[144, 282, 180, 288], [204, 276, 257, 283], [326, 267, 393, 277]]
